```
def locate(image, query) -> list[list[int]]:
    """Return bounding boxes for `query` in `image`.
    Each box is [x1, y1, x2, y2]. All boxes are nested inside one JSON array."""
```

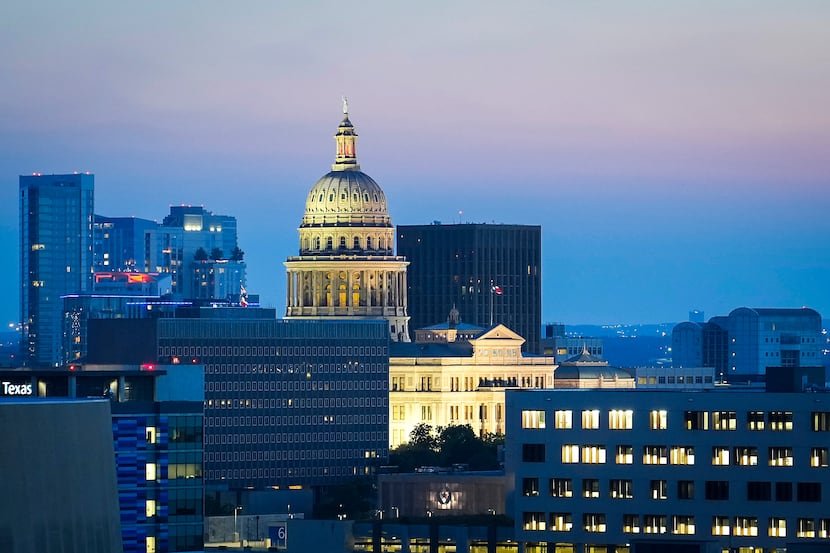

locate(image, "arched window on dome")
[[374, 194, 379, 202], [366, 236, 373, 250], [326, 237, 333, 250], [314, 237, 321, 250], [378, 237, 385, 250], [353, 193, 358, 202], [341, 192, 346, 200], [364, 193, 369, 202], [302, 238, 310, 251], [353, 237, 360, 250], [339, 236, 347, 250], [319, 194, 324, 202], [329, 194, 334, 202]]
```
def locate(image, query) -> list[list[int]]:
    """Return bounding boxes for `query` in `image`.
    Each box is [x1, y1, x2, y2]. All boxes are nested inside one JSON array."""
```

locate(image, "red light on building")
[[140, 364, 155, 371]]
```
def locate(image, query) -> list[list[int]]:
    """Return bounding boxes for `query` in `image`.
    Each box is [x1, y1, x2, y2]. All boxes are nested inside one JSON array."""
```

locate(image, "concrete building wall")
[[0, 399, 122, 553]]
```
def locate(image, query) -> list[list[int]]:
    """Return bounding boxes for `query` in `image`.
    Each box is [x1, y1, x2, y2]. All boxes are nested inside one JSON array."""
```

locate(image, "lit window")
[[650, 409, 667, 430], [684, 410, 709, 430], [521, 410, 546, 429], [734, 446, 758, 466], [554, 410, 572, 429], [811, 447, 829, 467], [643, 445, 667, 465], [623, 514, 640, 533], [550, 513, 572, 532], [747, 411, 765, 430], [643, 515, 667, 534], [581, 445, 606, 464], [734, 516, 759, 537], [670, 446, 695, 465], [819, 519, 830, 539], [146, 499, 156, 518], [769, 411, 793, 431], [610, 479, 633, 499], [712, 446, 730, 466], [549, 478, 573, 498], [608, 409, 633, 430], [146, 536, 156, 553], [768, 517, 786, 537], [522, 478, 540, 497], [616, 445, 633, 464], [768, 446, 794, 467], [650, 480, 667, 500], [146, 427, 157, 444], [582, 409, 600, 429], [812, 411, 830, 432], [561, 444, 579, 463], [522, 512, 546, 531], [712, 411, 737, 431], [145, 463, 157, 481], [672, 515, 695, 535], [712, 516, 730, 536], [583, 513, 606, 533], [797, 518, 815, 538], [582, 479, 600, 498]]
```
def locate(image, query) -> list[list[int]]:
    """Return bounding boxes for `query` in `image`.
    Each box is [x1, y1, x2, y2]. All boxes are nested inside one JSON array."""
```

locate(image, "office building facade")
[[397, 223, 541, 353], [20, 172, 94, 367], [94, 215, 158, 272], [672, 307, 823, 381], [506, 387, 830, 553], [284, 105, 411, 342]]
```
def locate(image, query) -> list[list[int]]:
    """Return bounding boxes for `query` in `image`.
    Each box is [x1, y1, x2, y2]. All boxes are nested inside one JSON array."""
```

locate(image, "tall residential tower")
[[20, 172, 94, 367]]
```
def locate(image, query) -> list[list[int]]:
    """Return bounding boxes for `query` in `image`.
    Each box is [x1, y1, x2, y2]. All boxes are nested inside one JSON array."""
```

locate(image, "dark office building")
[[20, 172, 95, 367], [94, 215, 158, 272], [397, 223, 542, 353], [88, 310, 391, 491]]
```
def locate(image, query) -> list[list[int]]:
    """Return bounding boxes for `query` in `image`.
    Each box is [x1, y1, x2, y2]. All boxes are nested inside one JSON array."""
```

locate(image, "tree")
[[387, 424, 503, 472], [230, 246, 245, 261], [193, 247, 208, 261], [210, 247, 224, 261]]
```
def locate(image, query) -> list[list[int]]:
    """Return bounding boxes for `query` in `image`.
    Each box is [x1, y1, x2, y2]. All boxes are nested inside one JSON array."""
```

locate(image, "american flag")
[[240, 285, 249, 307]]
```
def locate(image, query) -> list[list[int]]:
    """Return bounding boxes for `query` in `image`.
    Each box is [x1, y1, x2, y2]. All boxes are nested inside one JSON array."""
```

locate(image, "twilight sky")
[[2, 1, 829, 326]]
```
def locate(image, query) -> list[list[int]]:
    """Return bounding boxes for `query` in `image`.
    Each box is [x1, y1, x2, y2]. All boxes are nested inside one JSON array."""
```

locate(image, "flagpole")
[[489, 281, 494, 327]]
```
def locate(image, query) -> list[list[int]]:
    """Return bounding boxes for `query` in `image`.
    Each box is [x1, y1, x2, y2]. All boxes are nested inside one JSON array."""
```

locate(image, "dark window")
[[677, 480, 694, 500], [775, 481, 792, 502], [705, 480, 729, 500], [747, 481, 771, 501], [797, 482, 821, 502], [522, 477, 540, 496], [522, 443, 545, 463]]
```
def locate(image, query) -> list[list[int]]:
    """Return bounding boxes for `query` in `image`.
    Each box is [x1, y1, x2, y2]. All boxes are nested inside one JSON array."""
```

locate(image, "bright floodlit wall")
[[506, 388, 830, 552]]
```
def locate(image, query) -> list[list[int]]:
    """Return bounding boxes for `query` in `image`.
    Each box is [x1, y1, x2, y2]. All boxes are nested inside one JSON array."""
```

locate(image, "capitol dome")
[[297, 103, 395, 255]]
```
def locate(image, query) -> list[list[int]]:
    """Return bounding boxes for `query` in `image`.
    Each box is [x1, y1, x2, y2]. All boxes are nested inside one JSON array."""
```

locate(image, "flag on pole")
[[240, 285, 249, 307], [491, 284, 503, 295]]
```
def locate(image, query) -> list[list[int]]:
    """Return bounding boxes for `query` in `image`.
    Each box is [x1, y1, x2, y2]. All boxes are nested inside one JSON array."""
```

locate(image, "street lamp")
[[233, 506, 243, 542]]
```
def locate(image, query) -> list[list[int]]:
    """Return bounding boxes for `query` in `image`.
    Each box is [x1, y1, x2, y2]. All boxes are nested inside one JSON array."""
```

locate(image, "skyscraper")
[[397, 223, 542, 352], [284, 102, 411, 341], [20, 172, 94, 367]]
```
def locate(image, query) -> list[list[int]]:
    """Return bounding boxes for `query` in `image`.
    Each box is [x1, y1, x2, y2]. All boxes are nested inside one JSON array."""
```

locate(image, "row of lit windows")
[[206, 396, 386, 411], [206, 464, 371, 481], [206, 447, 381, 463], [161, 343, 387, 357], [208, 376, 385, 393], [205, 412, 385, 428], [521, 409, 830, 432], [204, 362, 385, 376], [205, 429, 385, 445], [522, 513, 830, 537], [522, 443, 829, 468], [525, 477, 822, 502]]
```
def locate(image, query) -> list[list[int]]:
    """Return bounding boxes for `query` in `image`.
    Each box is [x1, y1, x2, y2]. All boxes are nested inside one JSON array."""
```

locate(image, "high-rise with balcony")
[[20, 172, 94, 367]]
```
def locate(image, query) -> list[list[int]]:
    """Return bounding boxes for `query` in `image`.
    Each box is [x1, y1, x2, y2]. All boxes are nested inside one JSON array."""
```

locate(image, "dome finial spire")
[[333, 99, 360, 171]]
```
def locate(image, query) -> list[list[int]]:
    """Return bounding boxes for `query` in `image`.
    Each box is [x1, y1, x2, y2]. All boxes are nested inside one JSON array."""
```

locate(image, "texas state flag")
[[491, 285, 503, 295]]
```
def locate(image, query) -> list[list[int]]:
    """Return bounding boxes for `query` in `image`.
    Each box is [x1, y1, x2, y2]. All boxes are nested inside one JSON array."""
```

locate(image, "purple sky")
[[2, 2, 829, 326]]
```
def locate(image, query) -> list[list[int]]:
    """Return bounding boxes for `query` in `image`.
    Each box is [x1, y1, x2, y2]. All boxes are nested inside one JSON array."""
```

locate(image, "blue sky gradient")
[[2, 2, 828, 325]]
